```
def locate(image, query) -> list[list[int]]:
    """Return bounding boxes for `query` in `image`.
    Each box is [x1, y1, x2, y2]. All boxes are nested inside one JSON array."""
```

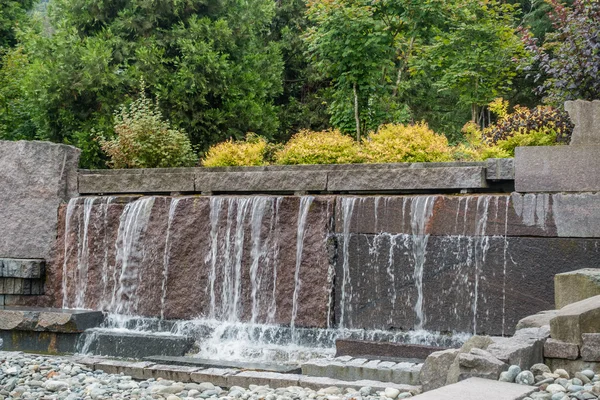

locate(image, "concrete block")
[[83, 330, 195, 359], [486, 158, 515, 180], [190, 368, 239, 387], [390, 362, 421, 385], [196, 170, 328, 193], [227, 371, 301, 389], [564, 100, 600, 145], [516, 310, 558, 330], [96, 360, 133, 375], [70, 356, 106, 370], [555, 268, 600, 309], [515, 146, 600, 192], [78, 168, 196, 194], [544, 339, 579, 360], [0, 308, 104, 333], [411, 377, 536, 400], [581, 333, 600, 362], [327, 166, 488, 192], [0, 259, 44, 279], [146, 364, 200, 382], [0, 140, 80, 260], [550, 295, 600, 345], [335, 339, 447, 360]]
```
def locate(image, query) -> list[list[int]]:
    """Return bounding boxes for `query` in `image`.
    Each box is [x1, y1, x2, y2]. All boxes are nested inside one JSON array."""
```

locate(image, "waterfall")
[[61, 198, 78, 309], [160, 198, 181, 320], [110, 197, 155, 319], [339, 197, 357, 329], [291, 196, 315, 330], [472, 196, 491, 334]]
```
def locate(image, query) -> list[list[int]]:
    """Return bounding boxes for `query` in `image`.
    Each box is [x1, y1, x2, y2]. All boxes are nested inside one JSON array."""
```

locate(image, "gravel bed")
[[0, 352, 412, 400]]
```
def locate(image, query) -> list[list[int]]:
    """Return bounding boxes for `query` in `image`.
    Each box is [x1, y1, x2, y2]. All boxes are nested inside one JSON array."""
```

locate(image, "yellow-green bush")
[[361, 122, 452, 163], [451, 122, 510, 161], [274, 129, 363, 165], [495, 127, 561, 156], [202, 134, 269, 167]]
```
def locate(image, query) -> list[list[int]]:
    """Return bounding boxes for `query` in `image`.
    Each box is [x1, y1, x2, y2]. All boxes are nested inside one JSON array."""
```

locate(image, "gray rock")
[[531, 364, 552, 376], [555, 269, 600, 309], [419, 349, 459, 391], [581, 333, 600, 362], [487, 328, 547, 370], [517, 311, 558, 330], [454, 348, 508, 381], [544, 339, 579, 360], [499, 365, 521, 383], [550, 296, 600, 345], [0, 140, 80, 260], [516, 371, 535, 386], [564, 100, 600, 146]]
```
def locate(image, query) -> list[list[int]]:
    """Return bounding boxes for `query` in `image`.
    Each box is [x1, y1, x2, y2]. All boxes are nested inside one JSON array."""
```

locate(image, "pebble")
[[383, 388, 400, 399], [516, 371, 535, 386]]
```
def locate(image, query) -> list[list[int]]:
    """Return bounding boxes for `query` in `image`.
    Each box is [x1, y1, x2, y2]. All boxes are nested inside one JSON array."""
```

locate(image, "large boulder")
[[555, 268, 600, 309], [454, 348, 508, 381], [550, 295, 600, 345], [419, 349, 460, 391], [486, 327, 548, 370]]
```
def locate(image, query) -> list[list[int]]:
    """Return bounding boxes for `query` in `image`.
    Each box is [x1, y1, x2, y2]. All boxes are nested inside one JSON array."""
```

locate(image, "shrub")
[[484, 104, 573, 145], [452, 122, 511, 161], [361, 122, 452, 163], [202, 134, 269, 167], [100, 88, 197, 169], [495, 128, 562, 156], [275, 129, 363, 165]]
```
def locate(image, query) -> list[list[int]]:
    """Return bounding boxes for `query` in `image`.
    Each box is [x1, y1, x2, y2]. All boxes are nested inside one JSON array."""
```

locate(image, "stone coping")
[[0, 307, 104, 333], [0, 258, 44, 279], [78, 159, 513, 195]]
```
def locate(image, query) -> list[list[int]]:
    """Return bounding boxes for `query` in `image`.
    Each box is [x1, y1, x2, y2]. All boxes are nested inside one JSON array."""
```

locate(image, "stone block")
[[516, 310, 558, 330], [389, 362, 421, 385], [555, 268, 600, 309], [146, 364, 200, 382], [543, 339, 579, 360], [0, 308, 104, 332], [327, 166, 488, 192], [0, 259, 44, 279], [564, 100, 600, 145], [487, 328, 548, 370], [581, 333, 600, 362], [486, 158, 515, 180], [96, 360, 133, 375], [411, 377, 536, 400], [78, 168, 196, 194], [120, 361, 156, 380], [83, 330, 195, 359], [420, 348, 460, 391], [545, 358, 600, 376], [190, 368, 239, 388], [550, 295, 600, 345], [515, 146, 600, 193], [301, 358, 329, 377], [227, 371, 301, 389], [0, 140, 80, 259], [196, 170, 328, 193], [335, 339, 447, 360]]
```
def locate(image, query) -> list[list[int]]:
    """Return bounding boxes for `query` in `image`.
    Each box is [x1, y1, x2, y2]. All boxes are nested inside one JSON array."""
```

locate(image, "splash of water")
[[291, 196, 315, 332]]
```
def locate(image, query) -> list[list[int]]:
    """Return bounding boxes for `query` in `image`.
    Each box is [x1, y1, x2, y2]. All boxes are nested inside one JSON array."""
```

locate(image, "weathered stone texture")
[[79, 168, 195, 194], [195, 171, 328, 193], [544, 338, 579, 360], [564, 100, 600, 145], [555, 268, 600, 309], [0, 308, 103, 332], [581, 333, 600, 362], [550, 295, 600, 345], [487, 327, 548, 369], [0, 259, 44, 278], [516, 310, 557, 330], [0, 140, 80, 259], [419, 349, 460, 391], [486, 158, 515, 180]]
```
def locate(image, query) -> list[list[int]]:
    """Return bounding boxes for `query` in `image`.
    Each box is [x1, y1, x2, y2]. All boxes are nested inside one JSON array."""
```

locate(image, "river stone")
[[546, 384, 567, 395], [531, 364, 552, 376], [0, 140, 80, 260], [516, 371, 535, 385], [419, 348, 459, 391]]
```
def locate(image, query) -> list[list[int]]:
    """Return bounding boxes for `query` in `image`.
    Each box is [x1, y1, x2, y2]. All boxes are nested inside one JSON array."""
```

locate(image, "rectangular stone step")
[[144, 355, 301, 374], [0, 258, 44, 279], [0, 307, 104, 332], [81, 330, 195, 359], [302, 356, 422, 385], [336, 339, 446, 361], [411, 377, 536, 400]]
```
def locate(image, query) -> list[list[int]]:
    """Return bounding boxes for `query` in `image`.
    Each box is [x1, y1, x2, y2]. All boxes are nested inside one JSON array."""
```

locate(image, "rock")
[[517, 311, 558, 330], [581, 333, 600, 362], [320, 388, 342, 396], [575, 372, 592, 385], [564, 100, 600, 146], [499, 365, 522, 383], [487, 328, 548, 369], [550, 295, 600, 345], [546, 384, 567, 395], [43, 380, 70, 392], [419, 349, 459, 391], [554, 370, 570, 379], [358, 387, 371, 396], [555, 269, 600, 309], [383, 388, 400, 399], [544, 339, 579, 360], [550, 394, 567, 400], [397, 394, 412, 399], [582, 370, 596, 380], [455, 348, 508, 381], [198, 382, 216, 392], [516, 371, 535, 385], [531, 364, 552, 376]]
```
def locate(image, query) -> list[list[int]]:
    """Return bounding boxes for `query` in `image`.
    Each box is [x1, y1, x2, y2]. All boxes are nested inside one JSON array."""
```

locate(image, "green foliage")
[[485, 104, 573, 144], [495, 128, 562, 156], [202, 134, 269, 167], [451, 122, 510, 161], [361, 122, 452, 163], [99, 88, 197, 169], [0, 47, 36, 139], [275, 129, 363, 165], [0, 0, 35, 50]]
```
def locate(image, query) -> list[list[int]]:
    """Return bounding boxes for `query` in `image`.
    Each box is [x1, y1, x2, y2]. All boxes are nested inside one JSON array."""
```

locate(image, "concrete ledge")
[[326, 166, 488, 191], [336, 339, 447, 361], [411, 377, 535, 399], [515, 146, 600, 192], [486, 158, 515, 181], [0, 258, 44, 279], [0, 307, 103, 332], [81, 330, 195, 359], [79, 168, 196, 194], [196, 170, 328, 193], [0, 278, 44, 295]]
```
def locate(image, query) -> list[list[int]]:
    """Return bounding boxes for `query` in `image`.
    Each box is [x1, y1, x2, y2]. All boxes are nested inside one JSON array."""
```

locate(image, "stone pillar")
[[0, 140, 80, 260], [515, 100, 600, 192]]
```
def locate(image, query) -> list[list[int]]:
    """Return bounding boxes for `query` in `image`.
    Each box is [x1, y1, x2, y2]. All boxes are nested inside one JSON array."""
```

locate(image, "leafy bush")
[[100, 89, 197, 169], [202, 134, 270, 167], [484, 104, 573, 144], [452, 122, 511, 161], [495, 128, 561, 156], [521, 0, 600, 105], [361, 123, 452, 163], [275, 129, 363, 165]]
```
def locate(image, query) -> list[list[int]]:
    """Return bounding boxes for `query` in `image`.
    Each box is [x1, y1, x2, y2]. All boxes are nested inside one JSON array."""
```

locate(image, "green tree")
[[2, 0, 283, 168], [0, 0, 35, 50]]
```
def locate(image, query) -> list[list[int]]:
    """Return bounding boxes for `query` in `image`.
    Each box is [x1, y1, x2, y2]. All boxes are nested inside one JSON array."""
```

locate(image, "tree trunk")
[[353, 83, 361, 141]]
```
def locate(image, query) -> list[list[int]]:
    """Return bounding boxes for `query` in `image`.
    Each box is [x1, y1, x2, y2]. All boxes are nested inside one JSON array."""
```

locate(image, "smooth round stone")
[[555, 370, 570, 379], [546, 384, 567, 395], [556, 379, 569, 388], [582, 371, 596, 380], [167, 396, 182, 400], [516, 371, 535, 386], [550, 394, 567, 400], [573, 378, 584, 386], [229, 390, 244, 398], [397, 394, 412, 399], [576, 373, 592, 385], [321, 388, 341, 396], [199, 383, 216, 392], [500, 365, 522, 383], [383, 388, 400, 399], [568, 385, 585, 392], [358, 388, 371, 397]]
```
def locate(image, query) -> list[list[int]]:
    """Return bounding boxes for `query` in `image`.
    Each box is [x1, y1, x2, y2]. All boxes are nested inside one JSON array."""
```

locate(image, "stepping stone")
[[411, 377, 536, 400]]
